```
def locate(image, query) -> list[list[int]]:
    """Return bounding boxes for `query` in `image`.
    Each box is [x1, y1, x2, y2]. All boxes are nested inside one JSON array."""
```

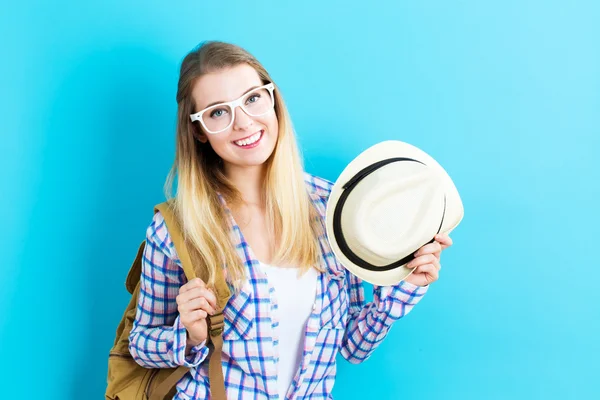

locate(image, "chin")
[[241, 152, 274, 167], [234, 139, 277, 166]]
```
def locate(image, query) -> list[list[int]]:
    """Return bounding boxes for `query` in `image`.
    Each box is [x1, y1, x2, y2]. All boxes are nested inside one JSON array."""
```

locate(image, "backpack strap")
[[154, 202, 197, 280], [150, 201, 230, 400]]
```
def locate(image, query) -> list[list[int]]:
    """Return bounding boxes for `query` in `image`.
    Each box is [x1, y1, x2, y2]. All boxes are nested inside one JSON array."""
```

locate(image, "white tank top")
[[260, 263, 319, 399]]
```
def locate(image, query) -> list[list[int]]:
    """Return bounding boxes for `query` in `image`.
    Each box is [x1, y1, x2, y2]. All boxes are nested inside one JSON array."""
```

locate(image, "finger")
[[179, 296, 215, 315], [179, 278, 206, 294], [435, 234, 453, 249], [177, 287, 217, 310], [202, 288, 217, 310], [179, 297, 216, 315], [177, 287, 203, 305], [181, 309, 208, 324], [407, 254, 440, 269], [181, 287, 217, 308], [414, 263, 439, 282], [414, 241, 442, 257]]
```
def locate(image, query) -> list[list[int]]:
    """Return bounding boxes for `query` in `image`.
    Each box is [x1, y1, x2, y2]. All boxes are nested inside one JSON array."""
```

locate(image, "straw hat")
[[325, 140, 464, 286]]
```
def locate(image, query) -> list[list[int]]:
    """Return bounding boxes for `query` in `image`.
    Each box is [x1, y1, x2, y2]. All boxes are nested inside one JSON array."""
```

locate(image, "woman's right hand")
[[176, 277, 217, 347]]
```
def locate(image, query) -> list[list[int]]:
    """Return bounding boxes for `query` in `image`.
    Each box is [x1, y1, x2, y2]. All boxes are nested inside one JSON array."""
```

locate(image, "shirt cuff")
[[172, 315, 209, 367], [375, 280, 429, 306]]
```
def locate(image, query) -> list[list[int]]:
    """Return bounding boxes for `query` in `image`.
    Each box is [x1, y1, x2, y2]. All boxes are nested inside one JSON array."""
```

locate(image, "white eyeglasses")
[[190, 82, 275, 134]]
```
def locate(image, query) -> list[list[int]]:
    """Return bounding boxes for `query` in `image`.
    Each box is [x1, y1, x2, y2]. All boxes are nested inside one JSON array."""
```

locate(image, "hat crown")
[[342, 162, 445, 264]]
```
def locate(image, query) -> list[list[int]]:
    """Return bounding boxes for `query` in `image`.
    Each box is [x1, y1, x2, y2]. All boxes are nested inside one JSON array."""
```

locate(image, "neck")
[[224, 162, 267, 208]]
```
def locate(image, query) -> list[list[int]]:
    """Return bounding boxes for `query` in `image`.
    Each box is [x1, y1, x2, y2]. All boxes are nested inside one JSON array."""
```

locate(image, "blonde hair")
[[164, 41, 323, 291]]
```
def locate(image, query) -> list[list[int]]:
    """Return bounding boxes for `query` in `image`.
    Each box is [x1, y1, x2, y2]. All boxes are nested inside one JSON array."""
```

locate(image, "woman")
[[129, 41, 453, 399]]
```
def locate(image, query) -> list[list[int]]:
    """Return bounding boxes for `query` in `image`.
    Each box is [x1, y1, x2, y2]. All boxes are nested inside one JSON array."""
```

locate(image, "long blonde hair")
[[164, 41, 323, 291]]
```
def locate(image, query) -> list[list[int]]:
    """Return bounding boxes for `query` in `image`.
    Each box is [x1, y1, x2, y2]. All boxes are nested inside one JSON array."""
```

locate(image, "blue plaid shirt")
[[129, 173, 429, 399]]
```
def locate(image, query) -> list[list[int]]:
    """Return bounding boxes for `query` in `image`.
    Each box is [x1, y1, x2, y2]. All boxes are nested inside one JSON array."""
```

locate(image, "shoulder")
[[303, 172, 335, 218], [303, 171, 334, 201], [145, 210, 180, 265]]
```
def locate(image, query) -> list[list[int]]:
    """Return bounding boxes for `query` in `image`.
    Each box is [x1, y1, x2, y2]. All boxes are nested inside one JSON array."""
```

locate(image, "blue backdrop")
[[2, 1, 599, 399]]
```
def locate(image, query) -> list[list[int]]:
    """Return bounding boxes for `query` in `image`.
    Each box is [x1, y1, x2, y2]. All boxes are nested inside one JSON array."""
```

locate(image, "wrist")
[[186, 331, 205, 348]]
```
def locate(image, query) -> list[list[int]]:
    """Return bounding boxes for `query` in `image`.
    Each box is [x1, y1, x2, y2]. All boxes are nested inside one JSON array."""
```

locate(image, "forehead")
[[192, 64, 263, 110]]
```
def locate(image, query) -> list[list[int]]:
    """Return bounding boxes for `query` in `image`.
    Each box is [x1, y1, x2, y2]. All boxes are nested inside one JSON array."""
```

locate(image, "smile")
[[233, 130, 264, 148]]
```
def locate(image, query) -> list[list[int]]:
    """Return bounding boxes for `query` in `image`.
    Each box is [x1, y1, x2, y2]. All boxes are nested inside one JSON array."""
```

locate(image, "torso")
[[165, 173, 353, 399], [230, 202, 320, 397]]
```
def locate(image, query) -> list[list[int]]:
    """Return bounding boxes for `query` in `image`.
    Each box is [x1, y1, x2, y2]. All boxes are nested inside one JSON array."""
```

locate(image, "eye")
[[246, 94, 261, 104], [209, 108, 228, 118]]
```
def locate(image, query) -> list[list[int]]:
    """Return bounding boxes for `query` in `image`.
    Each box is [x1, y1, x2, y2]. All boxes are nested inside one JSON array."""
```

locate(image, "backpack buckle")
[[208, 311, 224, 337]]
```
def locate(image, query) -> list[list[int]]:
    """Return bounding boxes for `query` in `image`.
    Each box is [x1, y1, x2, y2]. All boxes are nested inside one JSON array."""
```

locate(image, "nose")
[[232, 105, 254, 131]]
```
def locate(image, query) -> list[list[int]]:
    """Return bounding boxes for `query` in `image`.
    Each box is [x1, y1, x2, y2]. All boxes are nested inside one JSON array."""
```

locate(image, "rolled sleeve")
[[373, 280, 429, 321], [172, 315, 209, 367]]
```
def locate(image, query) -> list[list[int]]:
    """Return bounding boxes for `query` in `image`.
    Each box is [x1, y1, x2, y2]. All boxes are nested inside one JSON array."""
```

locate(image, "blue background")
[[2, 1, 599, 399]]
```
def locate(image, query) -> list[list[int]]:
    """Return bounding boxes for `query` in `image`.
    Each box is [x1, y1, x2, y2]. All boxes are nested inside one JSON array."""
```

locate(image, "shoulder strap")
[[150, 201, 230, 400], [154, 202, 197, 280]]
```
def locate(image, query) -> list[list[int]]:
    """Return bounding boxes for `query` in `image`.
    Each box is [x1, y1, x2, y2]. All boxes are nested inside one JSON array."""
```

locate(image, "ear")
[[198, 133, 208, 144], [192, 122, 209, 143]]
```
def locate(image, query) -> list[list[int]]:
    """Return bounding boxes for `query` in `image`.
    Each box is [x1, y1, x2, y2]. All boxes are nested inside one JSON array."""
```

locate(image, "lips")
[[232, 130, 264, 148], [233, 130, 262, 143]]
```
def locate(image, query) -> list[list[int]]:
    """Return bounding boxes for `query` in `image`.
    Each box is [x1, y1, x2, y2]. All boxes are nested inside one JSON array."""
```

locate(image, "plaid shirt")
[[129, 173, 429, 400]]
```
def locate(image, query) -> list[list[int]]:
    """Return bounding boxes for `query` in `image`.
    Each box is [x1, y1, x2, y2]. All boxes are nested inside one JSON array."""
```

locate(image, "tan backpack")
[[105, 202, 232, 400]]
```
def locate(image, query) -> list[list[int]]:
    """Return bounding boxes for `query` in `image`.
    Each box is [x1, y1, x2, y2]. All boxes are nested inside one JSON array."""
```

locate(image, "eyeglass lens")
[[203, 87, 273, 133]]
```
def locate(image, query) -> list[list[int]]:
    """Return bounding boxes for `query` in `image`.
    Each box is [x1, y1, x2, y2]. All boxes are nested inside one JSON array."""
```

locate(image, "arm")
[[339, 270, 429, 364], [308, 173, 430, 363], [128, 211, 209, 368]]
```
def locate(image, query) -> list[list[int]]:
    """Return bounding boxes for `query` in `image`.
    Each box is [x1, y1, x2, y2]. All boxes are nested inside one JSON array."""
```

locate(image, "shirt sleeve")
[[128, 211, 209, 368], [339, 269, 429, 364]]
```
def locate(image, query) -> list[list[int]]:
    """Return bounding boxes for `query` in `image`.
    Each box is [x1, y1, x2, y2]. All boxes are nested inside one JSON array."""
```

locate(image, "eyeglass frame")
[[189, 82, 276, 135]]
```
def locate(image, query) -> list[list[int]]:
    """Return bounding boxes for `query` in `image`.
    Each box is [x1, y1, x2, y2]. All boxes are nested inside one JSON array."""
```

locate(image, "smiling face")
[[191, 63, 279, 174]]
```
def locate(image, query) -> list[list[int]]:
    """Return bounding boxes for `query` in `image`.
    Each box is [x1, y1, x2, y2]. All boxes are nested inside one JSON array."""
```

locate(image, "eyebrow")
[[202, 85, 260, 109]]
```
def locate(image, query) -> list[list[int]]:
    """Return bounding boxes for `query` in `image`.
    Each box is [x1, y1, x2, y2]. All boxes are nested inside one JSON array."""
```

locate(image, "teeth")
[[234, 131, 262, 146]]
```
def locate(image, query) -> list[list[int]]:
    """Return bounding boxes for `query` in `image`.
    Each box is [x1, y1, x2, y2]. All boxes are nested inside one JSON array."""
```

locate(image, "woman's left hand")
[[403, 233, 453, 287]]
